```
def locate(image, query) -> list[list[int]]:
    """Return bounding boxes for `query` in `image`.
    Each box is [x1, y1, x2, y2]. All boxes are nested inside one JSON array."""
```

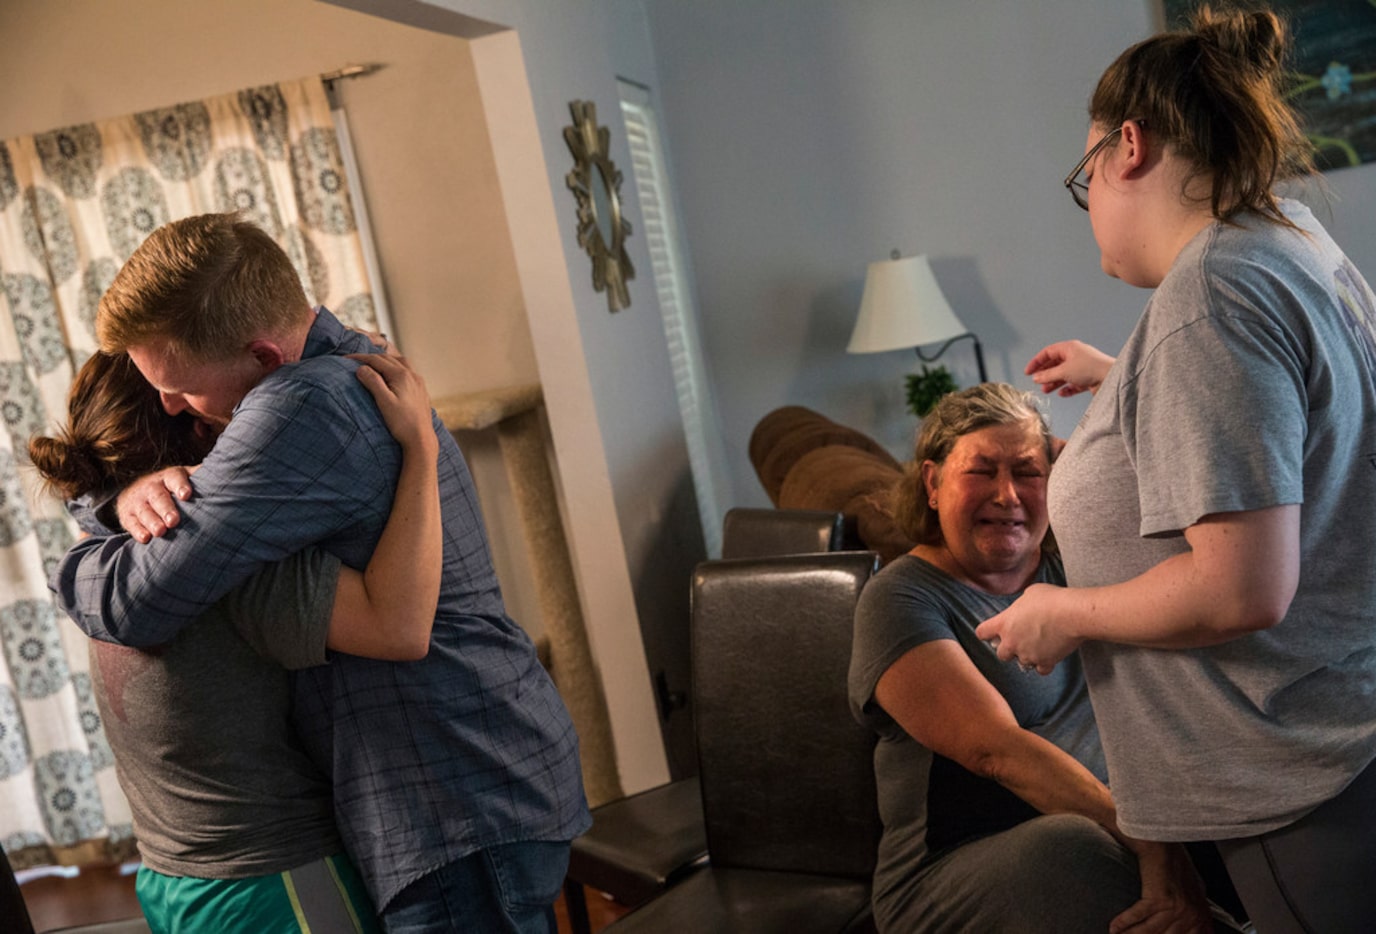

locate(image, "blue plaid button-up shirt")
[[55, 309, 589, 908]]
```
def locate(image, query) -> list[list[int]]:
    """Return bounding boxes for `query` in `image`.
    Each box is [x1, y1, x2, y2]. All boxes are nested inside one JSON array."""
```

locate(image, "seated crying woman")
[[848, 383, 1246, 934], [29, 348, 441, 934]]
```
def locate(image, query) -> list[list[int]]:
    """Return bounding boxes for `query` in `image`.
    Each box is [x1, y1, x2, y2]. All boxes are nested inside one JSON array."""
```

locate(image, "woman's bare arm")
[[325, 354, 442, 661], [877, 640, 1119, 826]]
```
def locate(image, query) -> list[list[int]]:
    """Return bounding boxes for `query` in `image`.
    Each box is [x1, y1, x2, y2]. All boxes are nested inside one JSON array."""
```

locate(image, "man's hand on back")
[[116, 467, 196, 543]]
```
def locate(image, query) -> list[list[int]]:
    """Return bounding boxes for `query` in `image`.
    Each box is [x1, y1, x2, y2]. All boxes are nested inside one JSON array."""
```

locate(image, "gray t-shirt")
[[849, 553, 1104, 910], [1051, 199, 1376, 840], [90, 548, 342, 877]]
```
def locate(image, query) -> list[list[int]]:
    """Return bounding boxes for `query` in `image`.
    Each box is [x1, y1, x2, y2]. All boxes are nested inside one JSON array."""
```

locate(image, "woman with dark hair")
[[29, 352, 212, 500], [29, 348, 440, 933], [979, 6, 1376, 930], [849, 383, 1234, 934]]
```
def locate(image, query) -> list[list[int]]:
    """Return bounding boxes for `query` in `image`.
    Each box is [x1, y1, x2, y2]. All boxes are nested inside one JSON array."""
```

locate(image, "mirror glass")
[[591, 162, 615, 249]]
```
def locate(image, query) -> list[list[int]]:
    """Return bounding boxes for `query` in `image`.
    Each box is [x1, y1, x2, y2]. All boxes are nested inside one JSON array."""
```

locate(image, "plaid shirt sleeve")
[[53, 356, 399, 647]]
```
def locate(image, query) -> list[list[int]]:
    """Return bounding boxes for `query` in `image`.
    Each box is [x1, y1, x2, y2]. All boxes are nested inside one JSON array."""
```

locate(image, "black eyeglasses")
[[1063, 126, 1123, 211]]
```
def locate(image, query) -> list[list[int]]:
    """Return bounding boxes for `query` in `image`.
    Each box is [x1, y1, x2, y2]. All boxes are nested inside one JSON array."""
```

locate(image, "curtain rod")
[[321, 63, 383, 110], [321, 63, 384, 83]]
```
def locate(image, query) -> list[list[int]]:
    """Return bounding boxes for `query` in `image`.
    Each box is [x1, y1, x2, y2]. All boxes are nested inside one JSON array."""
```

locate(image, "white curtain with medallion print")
[[0, 75, 379, 870]]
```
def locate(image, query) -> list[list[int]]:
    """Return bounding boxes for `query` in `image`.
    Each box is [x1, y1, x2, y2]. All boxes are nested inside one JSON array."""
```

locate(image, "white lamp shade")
[[846, 254, 968, 354]]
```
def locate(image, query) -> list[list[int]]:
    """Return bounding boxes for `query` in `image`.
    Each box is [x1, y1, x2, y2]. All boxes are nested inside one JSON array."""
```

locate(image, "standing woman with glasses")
[[977, 5, 1376, 932]]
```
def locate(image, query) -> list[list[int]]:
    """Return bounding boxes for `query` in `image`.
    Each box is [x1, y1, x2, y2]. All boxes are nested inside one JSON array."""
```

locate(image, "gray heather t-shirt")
[[1050, 199, 1376, 840], [849, 553, 1104, 910], [90, 548, 342, 877]]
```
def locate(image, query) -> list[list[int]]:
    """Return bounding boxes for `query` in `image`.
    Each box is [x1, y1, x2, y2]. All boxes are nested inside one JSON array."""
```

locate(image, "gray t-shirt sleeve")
[[213, 548, 342, 669], [1123, 250, 1308, 537], [849, 560, 960, 736]]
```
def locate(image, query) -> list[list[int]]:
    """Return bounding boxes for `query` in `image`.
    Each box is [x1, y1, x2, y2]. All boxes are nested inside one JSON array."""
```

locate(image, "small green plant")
[[905, 365, 958, 418]]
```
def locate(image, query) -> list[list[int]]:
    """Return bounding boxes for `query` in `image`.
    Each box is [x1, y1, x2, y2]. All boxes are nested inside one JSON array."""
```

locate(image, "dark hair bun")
[[27, 434, 105, 501], [1194, 6, 1287, 77]]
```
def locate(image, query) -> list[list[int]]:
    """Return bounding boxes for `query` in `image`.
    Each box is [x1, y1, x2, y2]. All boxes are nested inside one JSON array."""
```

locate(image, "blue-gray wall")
[[631, 0, 1376, 507]]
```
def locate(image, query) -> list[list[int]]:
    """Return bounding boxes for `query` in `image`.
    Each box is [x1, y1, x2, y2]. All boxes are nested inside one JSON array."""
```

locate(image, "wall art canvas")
[[1161, 0, 1376, 170]]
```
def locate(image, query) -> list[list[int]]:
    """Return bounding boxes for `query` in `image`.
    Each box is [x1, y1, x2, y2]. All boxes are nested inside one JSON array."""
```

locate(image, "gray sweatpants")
[[876, 813, 1140, 933]]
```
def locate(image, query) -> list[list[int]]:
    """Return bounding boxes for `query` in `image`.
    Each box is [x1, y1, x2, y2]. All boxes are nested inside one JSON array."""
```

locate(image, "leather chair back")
[[690, 552, 882, 879], [719, 507, 844, 560]]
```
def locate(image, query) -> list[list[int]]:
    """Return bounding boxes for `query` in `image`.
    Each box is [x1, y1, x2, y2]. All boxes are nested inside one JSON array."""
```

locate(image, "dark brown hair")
[[1089, 4, 1313, 223], [29, 352, 208, 500], [97, 212, 312, 361], [892, 382, 1056, 549]]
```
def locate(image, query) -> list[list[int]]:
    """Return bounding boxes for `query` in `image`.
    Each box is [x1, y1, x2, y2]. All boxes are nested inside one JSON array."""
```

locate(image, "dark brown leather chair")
[[561, 775, 707, 932], [562, 511, 850, 933], [604, 552, 882, 933]]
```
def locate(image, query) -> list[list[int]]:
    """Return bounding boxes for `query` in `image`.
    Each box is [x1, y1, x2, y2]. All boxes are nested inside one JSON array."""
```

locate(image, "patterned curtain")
[[0, 76, 379, 870]]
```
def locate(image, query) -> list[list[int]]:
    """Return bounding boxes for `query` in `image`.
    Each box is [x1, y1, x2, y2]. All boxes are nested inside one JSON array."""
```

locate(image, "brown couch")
[[748, 406, 915, 565]]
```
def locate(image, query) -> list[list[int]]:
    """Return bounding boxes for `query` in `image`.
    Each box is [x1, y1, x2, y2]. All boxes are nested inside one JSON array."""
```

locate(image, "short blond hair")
[[98, 213, 311, 360]]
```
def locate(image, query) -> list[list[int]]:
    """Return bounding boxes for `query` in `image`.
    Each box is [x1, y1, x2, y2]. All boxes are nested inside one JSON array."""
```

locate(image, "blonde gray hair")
[[892, 382, 1056, 548]]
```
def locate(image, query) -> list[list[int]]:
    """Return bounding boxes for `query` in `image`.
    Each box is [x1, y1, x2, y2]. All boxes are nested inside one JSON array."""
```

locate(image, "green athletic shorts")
[[135, 852, 381, 933]]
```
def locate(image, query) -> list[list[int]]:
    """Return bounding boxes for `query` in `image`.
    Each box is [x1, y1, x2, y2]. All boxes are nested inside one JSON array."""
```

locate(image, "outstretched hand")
[[974, 582, 1081, 675], [1026, 340, 1115, 397], [347, 352, 437, 456], [116, 466, 197, 543]]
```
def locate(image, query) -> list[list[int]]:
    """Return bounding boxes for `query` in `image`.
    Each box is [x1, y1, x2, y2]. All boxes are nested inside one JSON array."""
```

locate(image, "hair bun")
[[27, 433, 106, 501], [1193, 6, 1288, 77]]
